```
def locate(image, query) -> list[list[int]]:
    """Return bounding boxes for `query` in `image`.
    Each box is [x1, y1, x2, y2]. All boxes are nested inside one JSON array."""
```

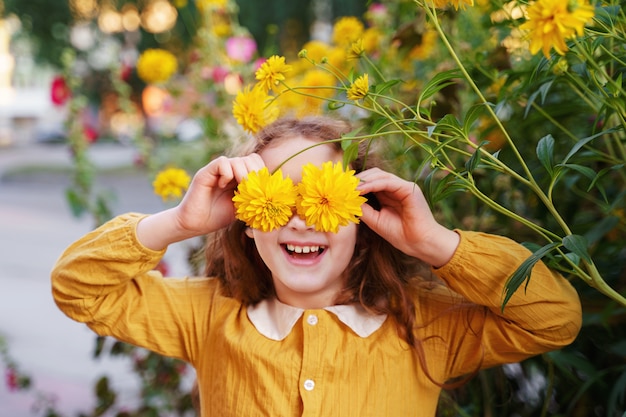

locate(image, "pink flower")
[[225, 36, 257, 62], [365, 3, 388, 25], [211, 66, 229, 83], [50, 76, 71, 106], [5, 368, 19, 391], [83, 125, 99, 143], [253, 57, 266, 72]]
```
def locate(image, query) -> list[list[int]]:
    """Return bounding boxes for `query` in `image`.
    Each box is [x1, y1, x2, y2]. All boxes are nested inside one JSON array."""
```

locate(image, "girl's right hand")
[[137, 154, 265, 250], [173, 154, 265, 235]]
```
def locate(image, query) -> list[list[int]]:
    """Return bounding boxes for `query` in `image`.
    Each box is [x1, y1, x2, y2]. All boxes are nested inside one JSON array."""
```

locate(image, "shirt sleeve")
[[416, 230, 582, 379], [50, 213, 219, 364]]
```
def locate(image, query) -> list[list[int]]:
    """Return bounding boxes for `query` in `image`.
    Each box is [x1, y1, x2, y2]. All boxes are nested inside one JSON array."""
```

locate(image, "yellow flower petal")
[[255, 55, 293, 93], [152, 167, 191, 201], [233, 168, 298, 232], [232, 85, 279, 133], [136, 49, 178, 84], [296, 162, 367, 233], [347, 74, 369, 101], [520, 0, 594, 58]]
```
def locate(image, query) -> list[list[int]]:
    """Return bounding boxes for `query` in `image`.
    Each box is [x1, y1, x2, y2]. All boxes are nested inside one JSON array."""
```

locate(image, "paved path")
[[0, 143, 196, 416]]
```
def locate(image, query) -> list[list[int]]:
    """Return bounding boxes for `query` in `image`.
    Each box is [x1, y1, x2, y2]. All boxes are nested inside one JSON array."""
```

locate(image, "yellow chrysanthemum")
[[294, 69, 337, 116], [362, 27, 383, 55], [347, 74, 369, 101], [520, 0, 595, 58], [152, 167, 191, 201], [332, 16, 364, 47], [348, 39, 365, 60], [326, 47, 349, 75], [233, 168, 298, 232], [296, 162, 367, 233], [255, 55, 293, 93], [232, 85, 279, 133], [136, 49, 178, 84], [428, 0, 474, 10], [300, 40, 332, 64]]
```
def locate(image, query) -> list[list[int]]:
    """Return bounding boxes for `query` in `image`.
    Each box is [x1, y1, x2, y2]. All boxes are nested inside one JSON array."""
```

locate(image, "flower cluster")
[[152, 167, 191, 201], [520, 0, 595, 58], [233, 162, 366, 233], [136, 48, 179, 85]]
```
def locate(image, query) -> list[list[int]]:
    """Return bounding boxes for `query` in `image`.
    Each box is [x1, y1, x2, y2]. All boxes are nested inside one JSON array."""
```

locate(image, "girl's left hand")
[[356, 168, 460, 267]]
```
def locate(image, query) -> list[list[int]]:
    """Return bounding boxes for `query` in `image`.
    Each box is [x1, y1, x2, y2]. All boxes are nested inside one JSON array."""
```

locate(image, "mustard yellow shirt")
[[51, 213, 582, 417]]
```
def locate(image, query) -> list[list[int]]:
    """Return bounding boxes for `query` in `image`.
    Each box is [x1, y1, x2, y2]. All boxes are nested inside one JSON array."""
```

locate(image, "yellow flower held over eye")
[[255, 55, 293, 93], [296, 162, 367, 233], [347, 74, 369, 101], [232, 85, 279, 134], [152, 167, 191, 201], [233, 168, 298, 232], [520, 0, 595, 58], [136, 49, 178, 85]]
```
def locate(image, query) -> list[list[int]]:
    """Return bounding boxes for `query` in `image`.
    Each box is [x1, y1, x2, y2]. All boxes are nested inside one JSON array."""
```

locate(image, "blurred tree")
[[236, 0, 366, 56], [3, 0, 72, 68], [1, 0, 367, 68]]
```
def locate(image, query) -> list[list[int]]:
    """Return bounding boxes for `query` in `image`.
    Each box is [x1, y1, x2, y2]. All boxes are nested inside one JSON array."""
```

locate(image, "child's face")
[[248, 135, 358, 309]]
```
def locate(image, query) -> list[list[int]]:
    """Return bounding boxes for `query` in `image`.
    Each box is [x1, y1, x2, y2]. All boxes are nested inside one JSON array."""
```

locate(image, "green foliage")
[[3, 0, 72, 68]]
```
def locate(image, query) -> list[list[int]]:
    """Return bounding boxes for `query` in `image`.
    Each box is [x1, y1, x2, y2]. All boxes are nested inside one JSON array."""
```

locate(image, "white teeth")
[[286, 244, 321, 254]]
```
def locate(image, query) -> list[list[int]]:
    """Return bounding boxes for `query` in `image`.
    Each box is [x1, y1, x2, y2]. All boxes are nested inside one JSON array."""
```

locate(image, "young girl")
[[51, 116, 582, 417]]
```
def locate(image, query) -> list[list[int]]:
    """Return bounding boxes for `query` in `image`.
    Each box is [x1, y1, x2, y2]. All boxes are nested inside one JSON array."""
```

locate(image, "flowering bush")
[[230, 0, 625, 312], [222, 0, 626, 413]]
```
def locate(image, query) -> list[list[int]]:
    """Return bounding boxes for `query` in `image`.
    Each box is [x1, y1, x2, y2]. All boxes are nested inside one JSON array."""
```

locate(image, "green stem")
[[584, 261, 626, 307], [420, 1, 574, 236]]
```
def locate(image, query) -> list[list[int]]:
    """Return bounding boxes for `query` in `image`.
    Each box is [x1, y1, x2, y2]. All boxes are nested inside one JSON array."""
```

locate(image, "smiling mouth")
[[284, 244, 326, 257]]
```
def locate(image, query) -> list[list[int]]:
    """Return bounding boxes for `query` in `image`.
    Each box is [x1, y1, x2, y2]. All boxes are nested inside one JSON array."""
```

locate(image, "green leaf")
[[65, 188, 87, 218], [562, 128, 619, 164], [557, 163, 597, 181], [588, 163, 624, 192], [462, 103, 488, 136], [502, 242, 560, 310], [342, 141, 360, 167], [418, 69, 461, 103], [372, 79, 402, 95], [536, 134, 555, 175], [423, 170, 466, 207], [435, 114, 462, 135], [524, 81, 553, 118], [562, 234, 592, 263], [465, 141, 490, 173]]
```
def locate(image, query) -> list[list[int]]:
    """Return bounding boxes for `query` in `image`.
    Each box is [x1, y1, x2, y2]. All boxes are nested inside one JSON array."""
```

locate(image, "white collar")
[[246, 298, 387, 341]]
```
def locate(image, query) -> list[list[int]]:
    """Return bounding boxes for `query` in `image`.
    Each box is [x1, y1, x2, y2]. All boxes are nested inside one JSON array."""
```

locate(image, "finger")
[[227, 157, 251, 186], [210, 157, 237, 188], [242, 153, 265, 176]]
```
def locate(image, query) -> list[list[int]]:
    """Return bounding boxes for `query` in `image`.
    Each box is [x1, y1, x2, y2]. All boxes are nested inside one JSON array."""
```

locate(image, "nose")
[[286, 212, 314, 231]]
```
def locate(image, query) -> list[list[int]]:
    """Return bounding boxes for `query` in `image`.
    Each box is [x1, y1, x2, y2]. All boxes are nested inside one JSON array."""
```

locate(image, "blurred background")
[[0, 0, 625, 416]]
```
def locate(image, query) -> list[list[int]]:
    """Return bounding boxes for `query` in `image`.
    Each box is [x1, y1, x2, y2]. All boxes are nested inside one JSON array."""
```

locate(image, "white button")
[[307, 314, 318, 326], [303, 379, 315, 391]]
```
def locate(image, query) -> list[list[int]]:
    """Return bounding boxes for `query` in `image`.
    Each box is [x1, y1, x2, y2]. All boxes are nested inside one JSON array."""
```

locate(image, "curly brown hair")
[[204, 115, 433, 349]]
